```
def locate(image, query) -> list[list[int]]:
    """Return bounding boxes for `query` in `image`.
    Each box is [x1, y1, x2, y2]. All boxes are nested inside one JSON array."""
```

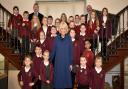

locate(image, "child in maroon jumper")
[[76, 56, 91, 89], [82, 40, 94, 69], [33, 45, 43, 89], [18, 55, 38, 89], [40, 50, 53, 89], [47, 26, 57, 52], [8, 6, 23, 53], [90, 56, 105, 89], [69, 29, 81, 89], [37, 31, 49, 53], [20, 11, 31, 55]]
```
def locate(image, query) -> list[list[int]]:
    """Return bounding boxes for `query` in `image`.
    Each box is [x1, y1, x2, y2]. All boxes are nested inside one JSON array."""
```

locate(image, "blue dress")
[[50, 35, 73, 88]]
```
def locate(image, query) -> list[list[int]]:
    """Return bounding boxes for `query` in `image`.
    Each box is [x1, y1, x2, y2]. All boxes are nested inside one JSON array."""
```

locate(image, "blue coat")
[[50, 35, 73, 88]]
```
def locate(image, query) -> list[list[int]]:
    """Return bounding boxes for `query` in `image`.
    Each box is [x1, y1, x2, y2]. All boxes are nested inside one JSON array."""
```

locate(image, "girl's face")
[[103, 9, 108, 16], [55, 20, 60, 27], [95, 59, 102, 68], [69, 22, 75, 28], [80, 57, 87, 66], [61, 15, 66, 22], [80, 25, 86, 32], [23, 13, 29, 19], [43, 52, 49, 61], [40, 32, 45, 40], [85, 41, 91, 49], [13, 8, 19, 15], [51, 27, 57, 34], [70, 30, 76, 38], [91, 12, 96, 19], [42, 18, 47, 25], [35, 47, 42, 55], [24, 58, 32, 66]]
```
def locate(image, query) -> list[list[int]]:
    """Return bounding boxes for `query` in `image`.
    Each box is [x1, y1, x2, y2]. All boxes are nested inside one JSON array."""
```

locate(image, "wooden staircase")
[[103, 29, 128, 72]]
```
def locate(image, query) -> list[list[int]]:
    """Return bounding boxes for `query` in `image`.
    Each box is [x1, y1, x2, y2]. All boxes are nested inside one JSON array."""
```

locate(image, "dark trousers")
[[22, 37, 30, 55], [77, 85, 89, 89], [33, 80, 41, 89]]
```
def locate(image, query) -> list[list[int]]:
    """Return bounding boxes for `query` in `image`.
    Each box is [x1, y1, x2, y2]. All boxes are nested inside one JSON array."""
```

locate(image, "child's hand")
[[20, 81, 23, 86], [39, 75, 41, 80], [46, 80, 50, 84], [29, 82, 34, 86], [22, 23, 25, 26], [69, 65, 72, 71]]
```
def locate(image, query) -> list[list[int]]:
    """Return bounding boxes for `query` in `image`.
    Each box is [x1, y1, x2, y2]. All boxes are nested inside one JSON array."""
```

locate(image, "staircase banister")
[[0, 4, 12, 15], [116, 5, 128, 16]]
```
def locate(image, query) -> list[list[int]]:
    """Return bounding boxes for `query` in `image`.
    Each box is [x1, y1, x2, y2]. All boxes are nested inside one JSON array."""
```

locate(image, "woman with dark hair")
[[99, 7, 112, 58]]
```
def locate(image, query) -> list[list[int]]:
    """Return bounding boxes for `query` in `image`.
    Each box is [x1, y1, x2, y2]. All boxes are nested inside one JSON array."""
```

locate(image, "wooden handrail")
[[116, 5, 128, 16], [0, 4, 11, 15]]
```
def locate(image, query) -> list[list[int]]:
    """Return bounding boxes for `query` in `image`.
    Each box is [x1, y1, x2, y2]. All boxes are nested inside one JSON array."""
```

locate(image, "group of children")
[[18, 46, 105, 89], [6, 3, 110, 89]]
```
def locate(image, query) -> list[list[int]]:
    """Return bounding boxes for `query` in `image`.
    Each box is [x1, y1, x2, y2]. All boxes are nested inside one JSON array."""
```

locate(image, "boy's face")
[[70, 30, 76, 38], [75, 16, 80, 23], [13, 8, 19, 15], [24, 58, 32, 66], [51, 27, 57, 34], [80, 57, 87, 66], [95, 59, 102, 67], [48, 18, 53, 25], [85, 41, 91, 49], [23, 13, 29, 19], [35, 47, 42, 55], [80, 16, 85, 24], [43, 52, 49, 60]]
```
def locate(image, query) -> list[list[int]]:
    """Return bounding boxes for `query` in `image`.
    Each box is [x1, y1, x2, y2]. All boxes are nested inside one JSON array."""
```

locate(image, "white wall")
[[86, 0, 128, 14], [105, 64, 120, 87], [38, 1, 85, 19], [124, 57, 128, 89], [8, 70, 20, 89], [0, 0, 35, 14]]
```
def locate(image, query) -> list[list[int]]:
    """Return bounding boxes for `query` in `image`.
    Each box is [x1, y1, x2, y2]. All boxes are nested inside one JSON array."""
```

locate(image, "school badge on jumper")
[[28, 72, 31, 77]]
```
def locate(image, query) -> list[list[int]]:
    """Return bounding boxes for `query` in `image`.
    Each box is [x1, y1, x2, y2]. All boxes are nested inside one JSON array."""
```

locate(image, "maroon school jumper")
[[8, 14, 23, 30], [40, 61, 54, 85], [90, 68, 105, 89], [47, 36, 56, 52], [82, 49, 94, 69], [72, 39, 81, 66], [36, 38, 49, 53], [76, 66, 91, 87], [18, 66, 38, 89]]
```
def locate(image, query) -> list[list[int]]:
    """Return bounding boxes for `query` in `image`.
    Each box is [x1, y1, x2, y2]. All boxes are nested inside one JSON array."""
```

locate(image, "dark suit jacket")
[[29, 12, 44, 23]]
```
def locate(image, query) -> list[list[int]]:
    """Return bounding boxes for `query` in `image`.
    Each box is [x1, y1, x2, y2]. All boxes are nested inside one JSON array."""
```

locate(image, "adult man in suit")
[[29, 3, 44, 23], [85, 5, 93, 24]]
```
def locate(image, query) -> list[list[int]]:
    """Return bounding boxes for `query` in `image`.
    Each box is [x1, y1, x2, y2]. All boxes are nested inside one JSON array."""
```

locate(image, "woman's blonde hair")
[[59, 22, 69, 33], [31, 15, 41, 30]]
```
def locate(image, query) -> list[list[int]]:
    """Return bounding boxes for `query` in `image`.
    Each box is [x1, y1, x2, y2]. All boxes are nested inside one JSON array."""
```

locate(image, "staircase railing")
[[98, 5, 128, 60]]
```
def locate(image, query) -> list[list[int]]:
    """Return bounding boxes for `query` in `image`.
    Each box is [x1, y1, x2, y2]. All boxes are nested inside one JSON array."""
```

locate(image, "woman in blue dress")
[[50, 22, 73, 89]]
